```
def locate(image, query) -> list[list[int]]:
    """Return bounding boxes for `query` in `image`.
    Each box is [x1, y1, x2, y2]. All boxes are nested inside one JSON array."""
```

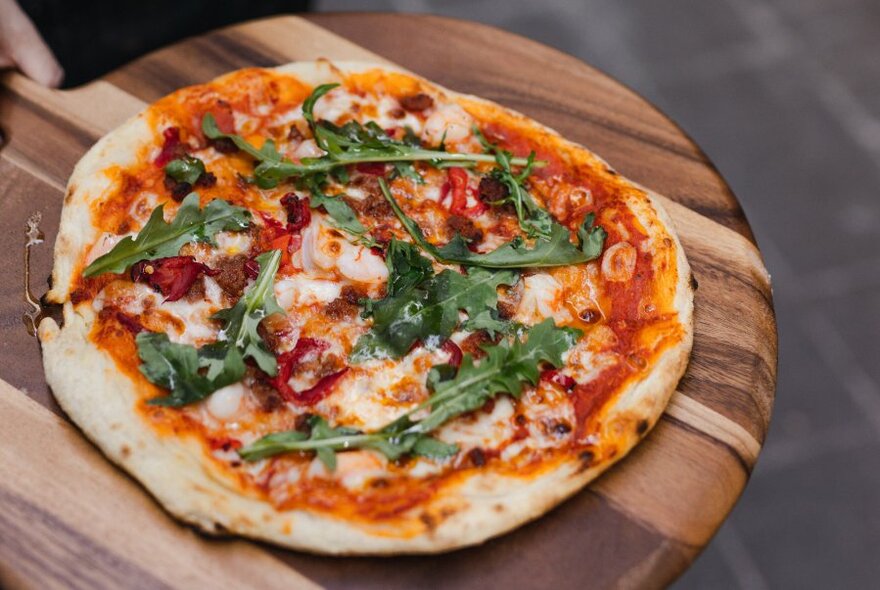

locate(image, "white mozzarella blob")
[[424, 104, 473, 144], [275, 275, 342, 309], [325, 354, 429, 431], [312, 89, 357, 121], [308, 451, 388, 489], [215, 231, 252, 256], [601, 242, 637, 282], [292, 139, 326, 160], [437, 397, 515, 451], [515, 274, 573, 325], [206, 382, 245, 421]]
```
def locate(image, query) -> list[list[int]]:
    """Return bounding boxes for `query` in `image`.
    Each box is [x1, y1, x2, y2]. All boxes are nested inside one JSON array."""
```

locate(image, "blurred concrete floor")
[[316, 0, 880, 587]]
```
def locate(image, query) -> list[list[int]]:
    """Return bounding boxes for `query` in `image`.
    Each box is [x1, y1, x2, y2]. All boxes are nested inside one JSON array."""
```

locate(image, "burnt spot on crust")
[[577, 450, 596, 472], [419, 512, 437, 532], [636, 419, 649, 435], [324, 285, 365, 320], [446, 215, 483, 245], [399, 93, 434, 112], [493, 503, 505, 513], [64, 183, 77, 204], [690, 272, 699, 291], [119, 444, 131, 459], [213, 254, 250, 298]]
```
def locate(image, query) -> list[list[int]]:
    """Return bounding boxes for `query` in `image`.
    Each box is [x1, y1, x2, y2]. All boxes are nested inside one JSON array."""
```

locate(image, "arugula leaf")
[[201, 85, 537, 190], [461, 309, 516, 338], [136, 332, 217, 404], [165, 155, 206, 185], [210, 250, 284, 375], [351, 266, 519, 362], [239, 319, 578, 466], [83, 193, 251, 277], [384, 239, 434, 298], [379, 178, 607, 268], [238, 415, 457, 468], [404, 318, 579, 434], [138, 250, 284, 407], [296, 174, 373, 245]]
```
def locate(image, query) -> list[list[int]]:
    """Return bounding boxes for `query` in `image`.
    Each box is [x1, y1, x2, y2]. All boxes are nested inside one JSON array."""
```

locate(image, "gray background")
[[315, 0, 880, 587]]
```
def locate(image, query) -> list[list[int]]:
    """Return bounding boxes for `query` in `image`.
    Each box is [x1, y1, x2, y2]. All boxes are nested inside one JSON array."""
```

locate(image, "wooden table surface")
[[0, 14, 777, 590]]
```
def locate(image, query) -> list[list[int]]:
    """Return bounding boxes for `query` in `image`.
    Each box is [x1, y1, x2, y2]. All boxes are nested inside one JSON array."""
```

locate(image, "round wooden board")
[[0, 14, 777, 590]]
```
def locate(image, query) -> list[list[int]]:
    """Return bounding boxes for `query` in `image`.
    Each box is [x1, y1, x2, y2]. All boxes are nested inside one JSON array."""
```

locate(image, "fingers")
[[0, 0, 64, 87]]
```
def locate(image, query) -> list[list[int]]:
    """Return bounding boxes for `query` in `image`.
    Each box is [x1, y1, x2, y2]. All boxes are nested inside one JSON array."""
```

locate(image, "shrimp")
[[423, 104, 474, 145], [300, 216, 388, 284]]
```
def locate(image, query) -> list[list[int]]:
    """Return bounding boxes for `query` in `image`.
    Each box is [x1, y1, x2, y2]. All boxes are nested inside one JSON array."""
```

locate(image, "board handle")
[[1, 70, 146, 142]]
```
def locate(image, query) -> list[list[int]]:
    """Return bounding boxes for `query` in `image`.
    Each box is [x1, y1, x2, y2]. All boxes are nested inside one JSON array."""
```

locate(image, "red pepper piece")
[[243, 258, 261, 280], [130, 256, 218, 302], [271, 338, 338, 404], [280, 193, 312, 232], [355, 162, 387, 175], [441, 339, 463, 368], [445, 168, 469, 215], [154, 127, 184, 167], [289, 369, 349, 406], [269, 234, 292, 267], [259, 212, 289, 241]]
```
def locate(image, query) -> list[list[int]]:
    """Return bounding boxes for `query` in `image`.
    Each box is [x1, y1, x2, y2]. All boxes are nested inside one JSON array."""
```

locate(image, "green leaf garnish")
[[461, 309, 517, 338], [137, 250, 284, 407], [83, 193, 251, 277], [379, 178, 607, 268], [239, 319, 579, 466], [164, 155, 206, 185], [384, 238, 434, 298], [201, 84, 538, 190], [351, 265, 519, 362]]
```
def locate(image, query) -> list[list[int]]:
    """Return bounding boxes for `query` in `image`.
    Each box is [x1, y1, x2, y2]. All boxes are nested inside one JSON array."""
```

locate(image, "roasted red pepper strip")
[[290, 369, 349, 406], [269, 234, 292, 267], [281, 193, 312, 232], [272, 338, 347, 405], [130, 256, 217, 302], [154, 127, 184, 167], [441, 339, 463, 368], [445, 168, 469, 215]]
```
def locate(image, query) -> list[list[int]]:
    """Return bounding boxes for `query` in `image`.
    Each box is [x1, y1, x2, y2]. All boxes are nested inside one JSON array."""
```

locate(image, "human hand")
[[0, 0, 63, 87]]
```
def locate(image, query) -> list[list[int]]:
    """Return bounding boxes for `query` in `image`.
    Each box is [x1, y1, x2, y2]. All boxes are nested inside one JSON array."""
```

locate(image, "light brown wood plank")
[[0, 380, 318, 590]]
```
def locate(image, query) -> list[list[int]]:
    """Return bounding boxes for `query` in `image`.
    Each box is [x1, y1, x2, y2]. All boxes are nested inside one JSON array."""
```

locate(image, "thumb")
[[3, 1, 63, 87]]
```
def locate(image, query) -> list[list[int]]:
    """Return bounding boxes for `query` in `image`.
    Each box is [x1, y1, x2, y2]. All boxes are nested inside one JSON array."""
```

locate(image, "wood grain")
[[0, 14, 777, 589]]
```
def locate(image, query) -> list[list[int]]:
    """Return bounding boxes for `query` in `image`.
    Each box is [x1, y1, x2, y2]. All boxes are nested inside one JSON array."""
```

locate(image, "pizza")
[[38, 61, 693, 554]]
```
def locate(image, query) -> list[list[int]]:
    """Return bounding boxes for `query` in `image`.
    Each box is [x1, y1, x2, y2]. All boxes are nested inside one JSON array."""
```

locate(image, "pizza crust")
[[39, 61, 693, 554]]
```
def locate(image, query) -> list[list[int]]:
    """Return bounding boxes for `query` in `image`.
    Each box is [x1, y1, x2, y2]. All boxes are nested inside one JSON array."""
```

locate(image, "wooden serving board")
[[0, 14, 777, 589]]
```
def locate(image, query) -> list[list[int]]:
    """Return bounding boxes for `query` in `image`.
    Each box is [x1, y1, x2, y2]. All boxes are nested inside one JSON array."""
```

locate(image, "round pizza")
[[39, 61, 693, 554]]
